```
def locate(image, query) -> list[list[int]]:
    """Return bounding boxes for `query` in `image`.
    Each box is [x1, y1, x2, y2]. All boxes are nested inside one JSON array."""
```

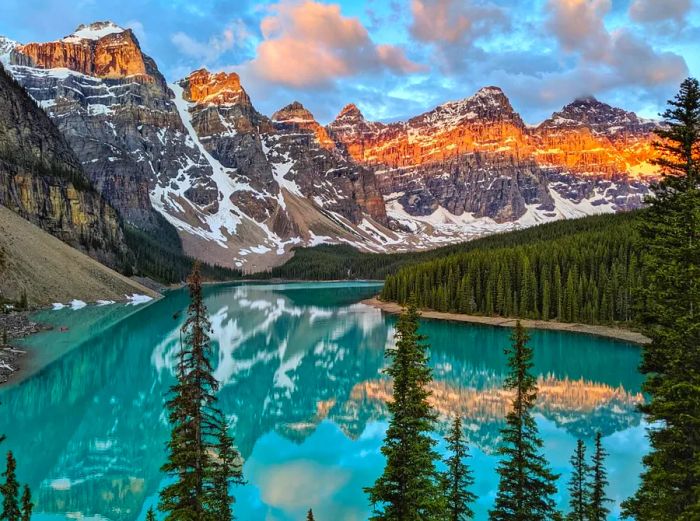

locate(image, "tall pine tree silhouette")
[[565, 440, 587, 521], [19, 485, 31, 521], [159, 262, 243, 520], [365, 297, 445, 520], [489, 322, 559, 521], [622, 77, 700, 521], [589, 433, 610, 521], [1, 452, 20, 521], [442, 416, 476, 521]]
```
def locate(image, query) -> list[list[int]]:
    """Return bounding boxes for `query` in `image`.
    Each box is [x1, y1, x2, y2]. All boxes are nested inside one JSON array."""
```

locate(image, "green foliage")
[[489, 322, 559, 521], [19, 486, 31, 521], [145, 507, 156, 521], [261, 212, 641, 283], [565, 440, 587, 521], [588, 433, 610, 521], [159, 263, 243, 520], [124, 217, 241, 284], [365, 298, 445, 520], [442, 416, 476, 521], [1, 452, 20, 521], [306, 509, 315, 521], [207, 412, 244, 520], [622, 77, 700, 521], [381, 212, 642, 325]]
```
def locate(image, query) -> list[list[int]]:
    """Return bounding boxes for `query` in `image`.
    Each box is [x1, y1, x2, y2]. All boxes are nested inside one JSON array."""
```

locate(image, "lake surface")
[[0, 282, 647, 521]]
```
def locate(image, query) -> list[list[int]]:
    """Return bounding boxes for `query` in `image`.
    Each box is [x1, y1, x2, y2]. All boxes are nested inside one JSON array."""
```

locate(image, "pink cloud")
[[546, 0, 611, 59], [545, 0, 688, 88], [629, 0, 692, 24], [247, 0, 424, 88], [409, 0, 507, 44]]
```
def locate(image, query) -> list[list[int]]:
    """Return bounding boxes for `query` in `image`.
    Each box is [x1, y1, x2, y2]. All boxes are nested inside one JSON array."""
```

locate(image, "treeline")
[[260, 211, 642, 282], [381, 212, 643, 325], [122, 217, 241, 283]]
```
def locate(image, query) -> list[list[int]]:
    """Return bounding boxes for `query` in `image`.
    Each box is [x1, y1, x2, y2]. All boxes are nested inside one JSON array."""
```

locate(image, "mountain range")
[[0, 22, 659, 272]]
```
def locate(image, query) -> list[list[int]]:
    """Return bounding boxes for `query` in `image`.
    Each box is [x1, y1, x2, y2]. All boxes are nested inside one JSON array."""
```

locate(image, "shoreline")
[[362, 297, 651, 345], [0, 311, 51, 385]]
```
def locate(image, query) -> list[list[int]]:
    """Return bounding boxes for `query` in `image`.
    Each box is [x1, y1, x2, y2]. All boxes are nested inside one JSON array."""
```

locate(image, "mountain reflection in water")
[[1, 282, 646, 521]]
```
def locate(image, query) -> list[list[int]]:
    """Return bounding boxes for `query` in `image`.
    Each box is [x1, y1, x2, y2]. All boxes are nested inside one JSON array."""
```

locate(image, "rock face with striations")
[[0, 63, 126, 267], [328, 87, 657, 223], [166, 69, 388, 268], [4, 22, 215, 232]]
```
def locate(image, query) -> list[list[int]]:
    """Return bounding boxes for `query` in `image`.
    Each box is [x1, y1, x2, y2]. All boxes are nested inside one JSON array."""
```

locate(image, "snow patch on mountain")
[[64, 22, 125, 42]]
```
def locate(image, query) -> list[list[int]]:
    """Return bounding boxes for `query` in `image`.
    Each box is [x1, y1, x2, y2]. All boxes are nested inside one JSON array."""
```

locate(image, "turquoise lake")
[[0, 282, 647, 521]]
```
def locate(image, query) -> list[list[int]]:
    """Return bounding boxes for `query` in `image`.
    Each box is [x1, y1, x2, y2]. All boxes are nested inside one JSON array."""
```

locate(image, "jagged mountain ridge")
[[1, 22, 660, 271]]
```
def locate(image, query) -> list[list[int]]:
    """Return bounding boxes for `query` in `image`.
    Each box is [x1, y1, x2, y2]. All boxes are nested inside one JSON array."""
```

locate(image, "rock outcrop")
[[5, 22, 211, 232], [327, 88, 657, 223], [0, 63, 126, 267]]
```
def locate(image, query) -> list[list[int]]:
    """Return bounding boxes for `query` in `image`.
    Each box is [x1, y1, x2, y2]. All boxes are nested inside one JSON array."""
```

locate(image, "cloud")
[[545, 0, 611, 59], [407, 0, 509, 73], [545, 0, 688, 87], [629, 0, 692, 24], [245, 0, 424, 88], [409, 0, 508, 44], [171, 20, 250, 63]]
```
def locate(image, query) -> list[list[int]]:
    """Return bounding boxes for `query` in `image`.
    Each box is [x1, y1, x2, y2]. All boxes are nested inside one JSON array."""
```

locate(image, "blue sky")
[[1, 0, 698, 124]]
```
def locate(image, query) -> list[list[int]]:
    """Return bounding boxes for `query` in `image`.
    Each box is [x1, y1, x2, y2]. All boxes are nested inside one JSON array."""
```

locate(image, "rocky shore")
[[362, 297, 651, 345], [0, 311, 50, 384]]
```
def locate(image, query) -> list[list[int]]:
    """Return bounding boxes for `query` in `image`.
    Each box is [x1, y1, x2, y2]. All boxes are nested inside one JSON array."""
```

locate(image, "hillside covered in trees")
[[263, 212, 641, 284], [379, 212, 643, 325]]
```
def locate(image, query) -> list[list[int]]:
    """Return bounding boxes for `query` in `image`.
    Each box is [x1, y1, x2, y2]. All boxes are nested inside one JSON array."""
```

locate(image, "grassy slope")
[[0, 205, 158, 306]]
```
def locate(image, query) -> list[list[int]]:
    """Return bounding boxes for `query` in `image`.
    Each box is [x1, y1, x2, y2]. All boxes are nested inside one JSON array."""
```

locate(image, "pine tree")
[[145, 506, 156, 521], [489, 322, 559, 521], [306, 509, 315, 521], [207, 413, 244, 520], [19, 486, 31, 521], [442, 416, 476, 521], [159, 262, 242, 520], [588, 433, 610, 521], [1, 452, 20, 521], [565, 440, 587, 521], [365, 297, 445, 520], [622, 78, 700, 521]]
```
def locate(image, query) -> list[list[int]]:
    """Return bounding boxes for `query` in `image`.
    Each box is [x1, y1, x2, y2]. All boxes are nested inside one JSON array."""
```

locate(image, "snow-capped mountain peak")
[[63, 21, 126, 43]]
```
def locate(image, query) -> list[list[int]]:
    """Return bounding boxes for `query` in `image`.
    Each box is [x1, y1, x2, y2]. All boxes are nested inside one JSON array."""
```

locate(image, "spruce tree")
[[306, 509, 315, 521], [489, 322, 559, 521], [365, 297, 445, 520], [622, 77, 700, 521], [207, 412, 244, 520], [588, 433, 610, 521], [19, 486, 31, 521], [1, 452, 20, 521], [145, 506, 156, 521], [565, 440, 587, 521], [159, 262, 242, 520], [442, 416, 476, 521]]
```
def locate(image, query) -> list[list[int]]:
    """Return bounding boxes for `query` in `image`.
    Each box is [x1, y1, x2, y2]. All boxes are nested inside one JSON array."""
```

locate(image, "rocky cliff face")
[[328, 88, 656, 226], [1, 21, 660, 271], [0, 63, 126, 267], [4, 22, 210, 233], [160, 69, 389, 269]]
